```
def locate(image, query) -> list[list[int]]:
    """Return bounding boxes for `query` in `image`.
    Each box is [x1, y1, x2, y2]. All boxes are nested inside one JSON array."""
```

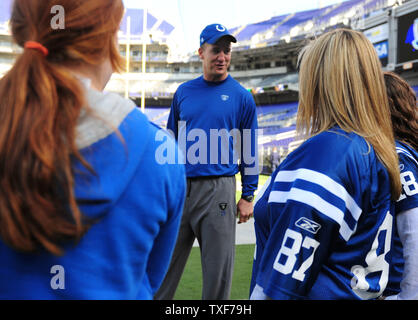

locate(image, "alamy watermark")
[[155, 121, 262, 175], [50, 265, 65, 290], [50, 5, 65, 30]]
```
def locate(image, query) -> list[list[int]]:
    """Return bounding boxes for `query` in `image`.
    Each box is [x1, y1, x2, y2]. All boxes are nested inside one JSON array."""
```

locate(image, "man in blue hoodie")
[[155, 23, 259, 300]]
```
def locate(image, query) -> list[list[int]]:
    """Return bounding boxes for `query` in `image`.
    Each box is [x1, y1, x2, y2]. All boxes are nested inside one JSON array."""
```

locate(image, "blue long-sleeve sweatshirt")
[[167, 75, 259, 196], [0, 87, 186, 299]]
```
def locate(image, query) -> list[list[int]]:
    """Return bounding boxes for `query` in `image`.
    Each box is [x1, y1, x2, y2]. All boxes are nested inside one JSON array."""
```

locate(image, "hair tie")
[[24, 41, 49, 57]]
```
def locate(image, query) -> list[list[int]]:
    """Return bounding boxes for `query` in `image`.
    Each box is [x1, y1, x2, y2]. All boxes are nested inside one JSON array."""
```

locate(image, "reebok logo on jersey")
[[295, 217, 321, 234], [221, 95, 229, 101]]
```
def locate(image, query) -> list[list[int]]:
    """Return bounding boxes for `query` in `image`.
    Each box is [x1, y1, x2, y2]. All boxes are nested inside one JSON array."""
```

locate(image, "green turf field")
[[174, 244, 255, 300]]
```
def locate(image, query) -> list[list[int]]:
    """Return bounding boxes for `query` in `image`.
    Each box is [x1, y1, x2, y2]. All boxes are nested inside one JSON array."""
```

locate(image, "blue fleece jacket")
[[0, 88, 186, 299]]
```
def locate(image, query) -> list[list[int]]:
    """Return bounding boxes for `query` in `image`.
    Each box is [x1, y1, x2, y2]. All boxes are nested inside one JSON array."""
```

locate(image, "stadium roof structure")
[[231, 0, 390, 48]]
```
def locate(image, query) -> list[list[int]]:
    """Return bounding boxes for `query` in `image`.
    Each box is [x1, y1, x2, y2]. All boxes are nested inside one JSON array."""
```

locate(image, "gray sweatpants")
[[155, 176, 237, 300]]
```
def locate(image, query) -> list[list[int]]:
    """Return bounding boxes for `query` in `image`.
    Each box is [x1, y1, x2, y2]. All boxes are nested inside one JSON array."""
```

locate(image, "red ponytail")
[[0, 0, 124, 255]]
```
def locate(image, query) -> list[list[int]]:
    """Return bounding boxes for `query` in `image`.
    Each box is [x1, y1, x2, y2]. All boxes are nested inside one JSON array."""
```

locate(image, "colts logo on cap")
[[216, 25, 226, 32]]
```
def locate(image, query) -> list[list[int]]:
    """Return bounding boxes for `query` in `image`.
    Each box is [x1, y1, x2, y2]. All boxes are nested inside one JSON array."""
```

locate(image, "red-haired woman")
[[0, 0, 185, 299]]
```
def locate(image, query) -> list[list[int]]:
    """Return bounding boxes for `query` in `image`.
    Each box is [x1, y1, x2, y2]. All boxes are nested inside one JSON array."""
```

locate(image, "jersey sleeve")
[[395, 149, 418, 214]]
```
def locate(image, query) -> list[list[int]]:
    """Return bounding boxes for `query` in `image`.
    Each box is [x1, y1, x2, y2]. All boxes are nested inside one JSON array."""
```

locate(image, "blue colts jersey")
[[251, 127, 395, 300]]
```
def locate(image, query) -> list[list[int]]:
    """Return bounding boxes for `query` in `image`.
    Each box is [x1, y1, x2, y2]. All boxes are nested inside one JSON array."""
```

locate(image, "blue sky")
[[123, 0, 350, 53]]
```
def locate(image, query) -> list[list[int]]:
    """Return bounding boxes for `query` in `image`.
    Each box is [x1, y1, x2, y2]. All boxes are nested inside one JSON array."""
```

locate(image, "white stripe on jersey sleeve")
[[268, 169, 362, 241], [274, 169, 362, 220], [269, 188, 353, 241], [254, 176, 272, 205], [396, 147, 418, 166]]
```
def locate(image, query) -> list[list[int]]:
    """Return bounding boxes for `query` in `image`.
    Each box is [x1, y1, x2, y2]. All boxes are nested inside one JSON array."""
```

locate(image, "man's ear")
[[198, 45, 204, 60]]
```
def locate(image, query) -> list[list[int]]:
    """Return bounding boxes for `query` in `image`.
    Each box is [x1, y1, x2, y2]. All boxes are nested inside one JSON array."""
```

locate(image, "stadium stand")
[[315, 0, 363, 26], [257, 103, 298, 133], [256, 102, 299, 174], [232, 14, 289, 42], [230, 0, 390, 48], [273, 7, 330, 38]]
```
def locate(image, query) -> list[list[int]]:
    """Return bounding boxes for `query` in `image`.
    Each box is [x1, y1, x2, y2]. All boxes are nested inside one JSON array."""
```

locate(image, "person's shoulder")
[[285, 128, 374, 175], [228, 75, 252, 95], [87, 88, 136, 114], [227, 76, 256, 110], [177, 76, 204, 90], [396, 141, 418, 170], [306, 128, 370, 155], [77, 89, 146, 149]]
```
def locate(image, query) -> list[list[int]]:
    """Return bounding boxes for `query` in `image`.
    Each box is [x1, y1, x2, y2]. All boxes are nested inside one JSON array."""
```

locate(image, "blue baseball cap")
[[200, 24, 237, 47]]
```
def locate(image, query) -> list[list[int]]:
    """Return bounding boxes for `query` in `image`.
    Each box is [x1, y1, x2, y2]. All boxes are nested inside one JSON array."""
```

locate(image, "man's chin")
[[214, 69, 228, 76], [206, 70, 228, 81]]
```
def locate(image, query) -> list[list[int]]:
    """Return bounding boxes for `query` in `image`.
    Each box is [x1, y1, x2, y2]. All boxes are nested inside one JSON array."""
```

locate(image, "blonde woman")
[[250, 29, 401, 300]]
